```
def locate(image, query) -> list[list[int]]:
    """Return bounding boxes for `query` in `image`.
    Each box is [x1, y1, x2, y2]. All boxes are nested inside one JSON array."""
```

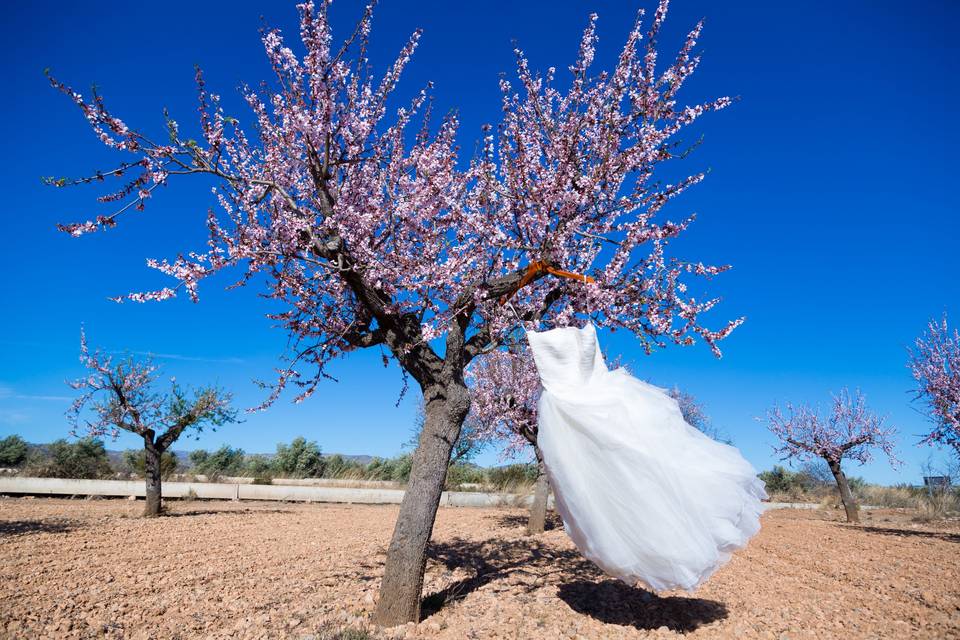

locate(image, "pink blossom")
[[466, 346, 541, 459], [765, 389, 898, 467], [909, 315, 960, 454], [50, 0, 742, 406], [67, 329, 235, 445]]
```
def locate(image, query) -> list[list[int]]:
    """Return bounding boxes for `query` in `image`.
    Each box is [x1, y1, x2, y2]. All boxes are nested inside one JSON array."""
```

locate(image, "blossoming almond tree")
[[765, 389, 897, 523], [48, 0, 741, 623], [466, 346, 549, 533], [68, 333, 236, 516], [669, 386, 729, 443], [909, 315, 960, 456]]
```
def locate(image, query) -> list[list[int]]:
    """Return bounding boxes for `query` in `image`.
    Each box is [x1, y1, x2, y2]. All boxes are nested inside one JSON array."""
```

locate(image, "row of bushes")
[[11, 433, 950, 507], [0, 436, 115, 479], [186, 442, 412, 482], [0, 435, 182, 481], [0, 434, 539, 491], [186, 442, 537, 490], [759, 461, 959, 517], [757, 463, 863, 500]]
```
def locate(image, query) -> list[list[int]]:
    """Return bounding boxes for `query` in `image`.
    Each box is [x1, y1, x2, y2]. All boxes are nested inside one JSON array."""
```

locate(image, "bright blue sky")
[[1, 1, 957, 485]]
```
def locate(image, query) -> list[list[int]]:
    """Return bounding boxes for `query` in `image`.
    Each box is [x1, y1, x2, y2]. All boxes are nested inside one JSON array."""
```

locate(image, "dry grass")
[[916, 491, 960, 522], [858, 485, 922, 509], [767, 483, 960, 521]]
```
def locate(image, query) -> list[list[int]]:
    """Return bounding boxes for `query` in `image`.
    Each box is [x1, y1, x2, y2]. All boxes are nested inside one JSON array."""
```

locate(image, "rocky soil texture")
[[1, 497, 958, 639]]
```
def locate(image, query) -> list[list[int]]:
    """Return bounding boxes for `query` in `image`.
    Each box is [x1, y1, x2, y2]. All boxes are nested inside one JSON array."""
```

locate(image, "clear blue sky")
[[1, 1, 957, 484]]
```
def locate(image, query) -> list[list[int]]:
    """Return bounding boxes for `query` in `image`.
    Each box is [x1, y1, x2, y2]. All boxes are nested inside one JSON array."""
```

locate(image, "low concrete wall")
[[268, 478, 404, 489], [0, 477, 239, 500], [172, 475, 255, 485], [0, 478, 872, 512], [442, 490, 547, 508], [0, 476, 550, 508], [171, 475, 407, 489], [238, 483, 406, 504]]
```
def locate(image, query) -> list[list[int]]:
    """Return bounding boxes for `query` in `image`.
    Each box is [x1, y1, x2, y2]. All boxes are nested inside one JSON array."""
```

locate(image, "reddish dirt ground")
[[1, 497, 958, 639]]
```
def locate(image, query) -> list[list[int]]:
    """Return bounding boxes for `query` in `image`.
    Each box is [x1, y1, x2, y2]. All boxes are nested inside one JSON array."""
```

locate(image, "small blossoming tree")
[[68, 333, 236, 516], [909, 315, 960, 456], [669, 386, 729, 443], [765, 389, 897, 523], [48, 0, 741, 623], [466, 346, 548, 533]]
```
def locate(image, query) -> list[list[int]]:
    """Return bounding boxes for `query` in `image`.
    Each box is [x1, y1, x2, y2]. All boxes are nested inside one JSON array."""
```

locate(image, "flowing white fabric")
[[527, 323, 767, 592]]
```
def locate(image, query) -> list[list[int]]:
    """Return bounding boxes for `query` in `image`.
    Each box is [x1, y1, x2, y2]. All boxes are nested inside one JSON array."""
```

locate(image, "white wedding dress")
[[526, 323, 767, 592]]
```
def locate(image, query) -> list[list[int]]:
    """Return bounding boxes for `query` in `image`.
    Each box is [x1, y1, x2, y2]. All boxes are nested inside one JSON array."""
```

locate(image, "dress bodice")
[[526, 323, 608, 392]]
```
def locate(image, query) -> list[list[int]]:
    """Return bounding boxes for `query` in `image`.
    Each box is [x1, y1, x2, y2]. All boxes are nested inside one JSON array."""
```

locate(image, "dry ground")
[[1, 497, 958, 640]]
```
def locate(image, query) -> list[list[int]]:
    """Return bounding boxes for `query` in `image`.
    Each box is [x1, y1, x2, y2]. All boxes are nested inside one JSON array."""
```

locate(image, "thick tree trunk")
[[373, 382, 469, 626], [828, 458, 859, 523], [144, 441, 163, 518], [527, 453, 550, 535]]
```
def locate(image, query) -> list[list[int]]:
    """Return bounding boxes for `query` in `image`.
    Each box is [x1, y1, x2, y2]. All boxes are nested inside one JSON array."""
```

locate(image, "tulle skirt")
[[537, 368, 767, 592]]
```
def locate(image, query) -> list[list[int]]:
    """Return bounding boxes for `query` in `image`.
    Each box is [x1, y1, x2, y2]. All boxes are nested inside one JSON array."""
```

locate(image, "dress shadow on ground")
[[422, 535, 727, 632], [557, 580, 727, 632], [0, 519, 78, 537]]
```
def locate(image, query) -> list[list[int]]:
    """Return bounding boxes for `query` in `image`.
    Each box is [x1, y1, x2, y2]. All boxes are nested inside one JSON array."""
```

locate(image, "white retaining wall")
[[0, 477, 873, 511], [0, 476, 550, 508], [0, 477, 239, 500], [171, 475, 406, 489]]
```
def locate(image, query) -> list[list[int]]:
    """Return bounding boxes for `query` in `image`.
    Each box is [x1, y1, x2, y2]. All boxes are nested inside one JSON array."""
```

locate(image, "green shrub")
[[0, 435, 29, 467], [758, 466, 799, 493], [446, 463, 484, 488], [322, 454, 364, 478], [243, 454, 274, 478], [487, 463, 539, 489], [188, 449, 209, 468], [273, 436, 325, 478], [189, 445, 245, 479], [365, 454, 413, 482], [846, 475, 867, 493], [31, 438, 113, 479]]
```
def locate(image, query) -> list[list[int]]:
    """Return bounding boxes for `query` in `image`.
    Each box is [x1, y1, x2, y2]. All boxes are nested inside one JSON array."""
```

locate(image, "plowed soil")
[[1, 497, 958, 639]]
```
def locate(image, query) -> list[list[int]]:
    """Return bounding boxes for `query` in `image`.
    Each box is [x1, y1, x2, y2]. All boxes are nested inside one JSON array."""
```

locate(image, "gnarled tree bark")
[[527, 451, 550, 535], [372, 379, 470, 625], [143, 436, 163, 517], [827, 458, 859, 523]]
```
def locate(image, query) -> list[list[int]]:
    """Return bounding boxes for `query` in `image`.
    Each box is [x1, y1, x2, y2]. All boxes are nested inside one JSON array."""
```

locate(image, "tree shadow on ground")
[[856, 525, 960, 543], [557, 580, 727, 632], [161, 508, 295, 518], [492, 511, 563, 531], [0, 520, 79, 537], [422, 536, 727, 632], [422, 536, 595, 619]]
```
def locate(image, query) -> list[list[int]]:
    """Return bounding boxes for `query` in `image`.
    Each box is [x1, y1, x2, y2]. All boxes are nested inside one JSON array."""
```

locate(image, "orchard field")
[[1, 498, 958, 640]]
